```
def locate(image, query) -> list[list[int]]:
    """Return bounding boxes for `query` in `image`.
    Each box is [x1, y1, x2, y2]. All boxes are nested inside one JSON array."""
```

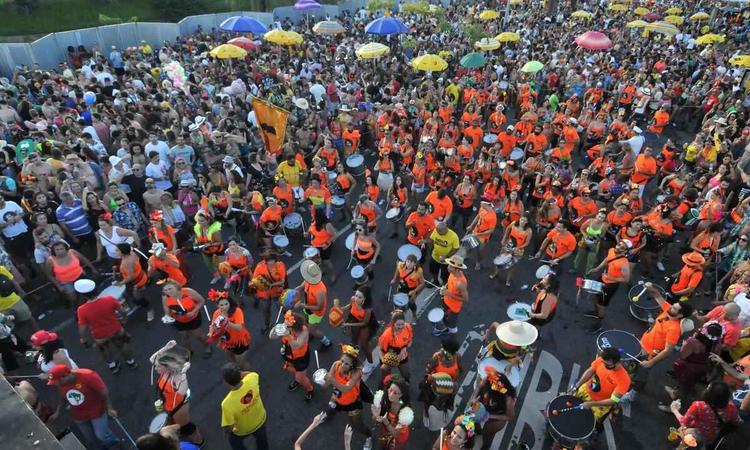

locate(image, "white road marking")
[[604, 419, 617, 450], [287, 222, 353, 274]]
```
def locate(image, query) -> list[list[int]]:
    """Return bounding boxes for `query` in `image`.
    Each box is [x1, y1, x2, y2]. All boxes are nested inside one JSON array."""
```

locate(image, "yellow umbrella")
[[729, 55, 750, 68], [664, 15, 684, 25], [264, 29, 303, 46], [690, 12, 710, 21], [571, 10, 593, 19], [626, 19, 649, 28], [209, 44, 247, 59], [495, 31, 521, 43], [665, 7, 682, 14], [479, 10, 500, 20], [696, 33, 725, 45], [355, 42, 390, 59], [475, 38, 501, 51], [438, 50, 452, 58], [509, 0, 522, 5], [647, 21, 679, 36], [634, 7, 649, 15], [411, 54, 448, 72], [608, 4, 627, 12]]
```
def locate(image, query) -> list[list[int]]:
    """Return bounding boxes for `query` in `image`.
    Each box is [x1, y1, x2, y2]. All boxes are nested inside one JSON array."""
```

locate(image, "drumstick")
[[113, 417, 137, 447], [22, 282, 52, 296], [4, 374, 45, 379], [439, 427, 444, 445], [619, 348, 643, 362], [274, 306, 284, 324], [203, 305, 211, 321], [551, 405, 583, 415], [315, 350, 320, 369], [387, 284, 392, 304], [423, 279, 442, 289]]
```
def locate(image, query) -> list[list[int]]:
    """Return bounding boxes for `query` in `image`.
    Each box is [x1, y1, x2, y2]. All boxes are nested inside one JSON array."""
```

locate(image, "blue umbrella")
[[294, 0, 321, 11], [219, 16, 268, 34], [365, 16, 409, 35]]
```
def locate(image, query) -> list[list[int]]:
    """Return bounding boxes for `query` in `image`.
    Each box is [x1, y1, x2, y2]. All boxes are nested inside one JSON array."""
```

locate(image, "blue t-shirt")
[[56, 199, 92, 236]]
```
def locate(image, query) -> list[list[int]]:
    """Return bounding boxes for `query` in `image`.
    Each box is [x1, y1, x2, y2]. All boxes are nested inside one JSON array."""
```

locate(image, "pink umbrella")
[[228, 37, 258, 51], [575, 31, 613, 50], [643, 13, 662, 21]]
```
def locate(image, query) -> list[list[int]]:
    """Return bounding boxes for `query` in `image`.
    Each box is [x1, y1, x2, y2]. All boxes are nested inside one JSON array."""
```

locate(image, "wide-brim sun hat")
[[300, 260, 322, 284], [495, 320, 539, 346]]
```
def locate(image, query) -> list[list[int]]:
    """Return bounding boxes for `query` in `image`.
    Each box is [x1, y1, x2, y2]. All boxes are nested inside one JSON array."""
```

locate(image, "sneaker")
[[656, 261, 665, 272], [364, 437, 373, 450], [448, 327, 458, 334], [126, 358, 138, 368], [108, 361, 121, 374], [432, 327, 449, 337], [304, 390, 313, 402], [288, 381, 300, 391], [210, 274, 221, 284], [146, 309, 154, 322], [321, 336, 332, 348]]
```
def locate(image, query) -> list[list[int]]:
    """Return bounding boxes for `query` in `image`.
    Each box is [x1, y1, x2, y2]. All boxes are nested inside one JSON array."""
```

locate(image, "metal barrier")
[[0, 0, 368, 76]]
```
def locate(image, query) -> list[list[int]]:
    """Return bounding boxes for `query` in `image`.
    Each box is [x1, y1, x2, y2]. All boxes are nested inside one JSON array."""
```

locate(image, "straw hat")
[[300, 260, 322, 284], [495, 320, 539, 347], [681, 251, 705, 266], [446, 255, 467, 270]]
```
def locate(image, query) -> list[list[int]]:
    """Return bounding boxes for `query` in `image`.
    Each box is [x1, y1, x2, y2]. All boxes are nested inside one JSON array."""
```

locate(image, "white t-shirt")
[[38, 348, 79, 373], [145, 140, 171, 168], [0, 201, 27, 238], [145, 160, 173, 191]]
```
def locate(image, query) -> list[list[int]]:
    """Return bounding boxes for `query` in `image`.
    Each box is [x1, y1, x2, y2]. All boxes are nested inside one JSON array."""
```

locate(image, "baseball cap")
[[30, 330, 58, 347], [47, 364, 72, 385]]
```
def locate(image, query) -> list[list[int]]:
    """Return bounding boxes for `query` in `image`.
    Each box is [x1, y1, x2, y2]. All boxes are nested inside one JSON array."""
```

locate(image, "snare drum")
[[462, 234, 480, 249], [346, 153, 365, 176], [345, 232, 355, 251], [427, 307, 445, 324], [478, 357, 522, 388], [303, 247, 320, 261], [546, 395, 595, 448], [273, 323, 289, 336], [393, 293, 409, 309], [100, 284, 126, 305], [327, 171, 337, 184], [628, 281, 667, 323], [506, 302, 532, 321], [509, 148, 524, 162], [493, 253, 516, 269], [272, 235, 289, 249], [596, 329, 643, 372], [655, 194, 667, 203], [350, 265, 368, 285], [149, 412, 169, 433], [283, 212, 303, 234], [535, 264, 553, 279], [377, 172, 394, 193], [397, 244, 422, 262], [581, 279, 604, 294], [331, 196, 346, 210], [483, 133, 498, 144], [385, 207, 402, 222]]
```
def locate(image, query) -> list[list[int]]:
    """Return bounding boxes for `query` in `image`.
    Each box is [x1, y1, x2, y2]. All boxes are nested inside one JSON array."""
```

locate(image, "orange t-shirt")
[[670, 265, 703, 294], [585, 357, 631, 402], [405, 212, 436, 245], [640, 303, 681, 356], [443, 272, 467, 313], [601, 248, 628, 284], [631, 155, 657, 185], [303, 280, 328, 317], [545, 229, 577, 259]]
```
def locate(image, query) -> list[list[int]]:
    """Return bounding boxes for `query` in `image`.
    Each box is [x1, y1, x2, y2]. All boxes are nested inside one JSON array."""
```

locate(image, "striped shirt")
[[56, 199, 92, 236]]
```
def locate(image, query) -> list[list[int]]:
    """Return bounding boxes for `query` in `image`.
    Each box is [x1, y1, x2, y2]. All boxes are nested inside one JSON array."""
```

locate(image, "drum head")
[[328, 171, 337, 181], [510, 148, 524, 161], [332, 196, 345, 206], [273, 235, 289, 248], [313, 368, 328, 385], [535, 264, 552, 279], [506, 302, 532, 321], [149, 412, 169, 433], [547, 395, 595, 442], [397, 244, 422, 262], [350, 265, 365, 279], [283, 213, 302, 228], [493, 253, 514, 267], [628, 282, 665, 310], [393, 293, 409, 307], [656, 194, 666, 203], [273, 323, 289, 336], [345, 232, 355, 251], [478, 358, 521, 387], [386, 208, 400, 219], [596, 330, 643, 361], [427, 307, 445, 323], [346, 154, 364, 167], [483, 133, 498, 144], [100, 284, 126, 299], [304, 247, 319, 259]]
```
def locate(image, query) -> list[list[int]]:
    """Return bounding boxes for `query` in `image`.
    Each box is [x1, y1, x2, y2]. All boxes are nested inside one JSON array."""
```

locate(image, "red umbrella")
[[228, 37, 258, 51], [575, 31, 612, 50], [643, 13, 662, 21]]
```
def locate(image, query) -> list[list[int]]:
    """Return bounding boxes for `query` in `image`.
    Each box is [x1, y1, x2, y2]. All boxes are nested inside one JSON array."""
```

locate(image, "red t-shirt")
[[57, 369, 108, 421], [77, 296, 122, 340]]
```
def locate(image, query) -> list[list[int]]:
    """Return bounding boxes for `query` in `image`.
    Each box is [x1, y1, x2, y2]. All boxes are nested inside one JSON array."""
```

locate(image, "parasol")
[[264, 29, 304, 46], [365, 16, 409, 35], [355, 42, 390, 59], [479, 10, 501, 20], [475, 38, 501, 51], [219, 16, 268, 34], [729, 55, 750, 68], [571, 10, 594, 19], [460, 52, 486, 69], [634, 7, 649, 15], [647, 21, 679, 36], [520, 60, 544, 73], [626, 19, 649, 28], [209, 44, 248, 59], [411, 54, 448, 72], [665, 7, 683, 15], [695, 33, 725, 45], [575, 31, 613, 50], [312, 20, 345, 35], [664, 15, 684, 25], [608, 4, 627, 12], [227, 37, 257, 51], [690, 12, 710, 21], [495, 31, 521, 43]]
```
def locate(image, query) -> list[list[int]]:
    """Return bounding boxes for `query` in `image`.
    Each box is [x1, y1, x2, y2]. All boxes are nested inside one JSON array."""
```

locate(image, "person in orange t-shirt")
[[259, 197, 283, 248], [405, 202, 436, 250], [498, 126, 517, 158], [463, 120, 484, 150], [148, 243, 188, 286], [638, 283, 693, 372], [586, 241, 631, 329], [488, 105, 507, 135], [535, 222, 577, 266], [573, 348, 631, 422], [208, 295, 251, 369], [647, 106, 670, 135], [433, 255, 468, 336], [378, 310, 414, 380], [342, 126, 361, 155], [567, 190, 598, 228], [630, 148, 658, 191], [466, 201, 497, 270], [425, 189, 454, 221]]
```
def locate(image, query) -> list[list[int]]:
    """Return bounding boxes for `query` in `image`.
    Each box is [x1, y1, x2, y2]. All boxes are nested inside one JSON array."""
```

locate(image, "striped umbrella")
[[355, 42, 390, 59], [313, 20, 345, 35], [227, 37, 258, 51], [646, 21, 679, 36]]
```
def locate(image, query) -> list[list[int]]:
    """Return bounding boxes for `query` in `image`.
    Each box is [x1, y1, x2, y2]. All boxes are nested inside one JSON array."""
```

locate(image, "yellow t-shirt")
[[276, 161, 302, 187], [0, 266, 20, 311], [430, 229, 459, 261], [221, 372, 266, 436]]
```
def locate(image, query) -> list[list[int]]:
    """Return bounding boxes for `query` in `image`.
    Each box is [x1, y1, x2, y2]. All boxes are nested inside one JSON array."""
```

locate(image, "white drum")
[[386, 207, 402, 222], [427, 307, 445, 324], [327, 171, 337, 183], [350, 265, 367, 284], [582, 279, 604, 294], [535, 264, 553, 279], [100, 285, 126, 305], [331, 196, 346, 209], [393, 293, 409, 308], [493, 253, 517, 269], [345, 232, 356, 250], [483, 133, 498, 144], [462, 234, 480, 249], [273, 323, 289, 336], [283, 212, 303, 232], [313, 368, 328, 385], [346, 154, 365, 176], [509, 148, 524, 162], [507, 302, 532, 321], [149, 412, 169, 433], [303, 247, 320, 260], [292, 186, 305, 201], [377, 172, 394, 193], [655, 194, 667, 203], [397, 244, 422, 262], [273, 235, 289, 249], [478, 357, 522, 388]]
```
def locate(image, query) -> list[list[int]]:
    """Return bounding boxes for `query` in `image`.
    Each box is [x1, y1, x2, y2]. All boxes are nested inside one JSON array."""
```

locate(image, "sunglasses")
[[741, 238, 748, 242]]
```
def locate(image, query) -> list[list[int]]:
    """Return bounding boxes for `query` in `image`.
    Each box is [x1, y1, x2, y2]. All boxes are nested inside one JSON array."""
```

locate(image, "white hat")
[[506, 125, 514, 131], [194, 116, 206, 126], [641, 87, 652, 96], [108, 155, 122, 166], [300, 260, 322, 284], [495, 320, 539, 346], [569, 118, 578, 125], [74, 279, 96, 294], [633, 126, 643, 134], [445, 255, 467, 270], [222, 155, 234, 164], [294, 98, 309, 110], [188, 123, 199, 132]]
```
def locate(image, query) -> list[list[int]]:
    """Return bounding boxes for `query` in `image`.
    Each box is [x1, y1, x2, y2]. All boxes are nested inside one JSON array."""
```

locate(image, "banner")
[[252, 98, 289, 155]]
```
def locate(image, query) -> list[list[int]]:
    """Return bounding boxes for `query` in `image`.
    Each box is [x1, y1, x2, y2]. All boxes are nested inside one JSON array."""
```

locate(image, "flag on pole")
[[252, 98, 289, 154]]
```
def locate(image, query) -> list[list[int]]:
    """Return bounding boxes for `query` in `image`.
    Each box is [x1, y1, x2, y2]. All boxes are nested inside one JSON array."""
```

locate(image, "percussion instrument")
[[493, 253, 517, 269], [272, 235, 289, 249], [100, 284, 126, 305], [546, 395, 595, 448], [506, 302, 532, 321], [331, 196, 346, 210], [273, 323, 289, 336], [628, 281, 667, 323], [350, 265, 368, 285], [313, 368, 328, 386], [427, 307, 445, 324], [283, 212, 303, 235], [483, 133, 498, 144], [382, 351, 401, 367], [682, 207, 700, 227], [581, 279, 604, 294], [345, 232, 355, 251], [430, 372, 456, 396], [393, 293, 409, 309], [478, 358, 522, 388], [386, 207, 402, 222], [397, 244, 422, 262], [535, 264, 553, 279], [377, 172, 394, 193], [149, 412, 169, 433], [596, 330, 644, 373], [303, 247, 320, 261], [161, 315, 176, 324], [328, 305, 344, 327], [327, 171, 337, 183], [346, 153, 365, 176], [279, 289, 298, 309], [509, 148, 524, 163], [462, 234, 480, 249]]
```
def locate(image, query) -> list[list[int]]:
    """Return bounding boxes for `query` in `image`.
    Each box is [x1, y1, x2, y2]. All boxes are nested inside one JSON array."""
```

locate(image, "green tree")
[[13, 0, 40, 15], [151, 0, 208, 22]]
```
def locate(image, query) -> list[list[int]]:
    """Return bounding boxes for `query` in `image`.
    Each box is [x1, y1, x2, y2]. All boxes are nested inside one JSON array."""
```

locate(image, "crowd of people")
[[1, 0, 750, 449]]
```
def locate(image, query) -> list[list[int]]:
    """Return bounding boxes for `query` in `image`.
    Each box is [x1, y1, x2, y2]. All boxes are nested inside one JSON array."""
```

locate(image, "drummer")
[[269, 311, 314, 402], [534, 221, 578, 268], [304, 207, 337, 282], [218, 238, 253, 297], [377, 310, 414, 382], [404, 202, 436, 261], [465, 201, 497, 271], [418, 338, 462, 427], [490, 215, 533, 286], [160, 281, 212, 357], [294, 261, 332, 349], [432, 255, 468, 336], [251, 252, 287, 335], [483, 321, 531, 377], [470, 366, 517, 449], [259, 197, 283, 250], [386, 175, 409, 239], [572, 347, 631, 428], [113, 243, 150, 320], [272, 177, 296, 217], [425, 189, 453, 222], [528, 273, 559, 327], [193, 210, 225, 285], [339, 286, 378, 374], [585, 240, 632, 333], [147, 243, 188, 287], [428, 221, 460, 286], [453, 175, 477, 232], [353, 194, 379, 233], [390, 254, 425, 323], [668, 252, 706, 303], [351, 221, 381, 282], [333, 163, 356, 222]]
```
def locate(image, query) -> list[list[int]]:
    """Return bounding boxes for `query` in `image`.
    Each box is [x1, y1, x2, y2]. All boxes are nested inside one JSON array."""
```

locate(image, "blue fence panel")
[[28, 34, 60, 70], [136, 22, 181, 46], [0, 44, 35, 76], [113, 23, 140, 51]]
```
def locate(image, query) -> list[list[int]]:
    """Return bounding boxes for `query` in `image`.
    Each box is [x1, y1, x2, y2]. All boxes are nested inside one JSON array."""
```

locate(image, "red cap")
[[47, 364, 72, 385], [30, 330, 58, 347]]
